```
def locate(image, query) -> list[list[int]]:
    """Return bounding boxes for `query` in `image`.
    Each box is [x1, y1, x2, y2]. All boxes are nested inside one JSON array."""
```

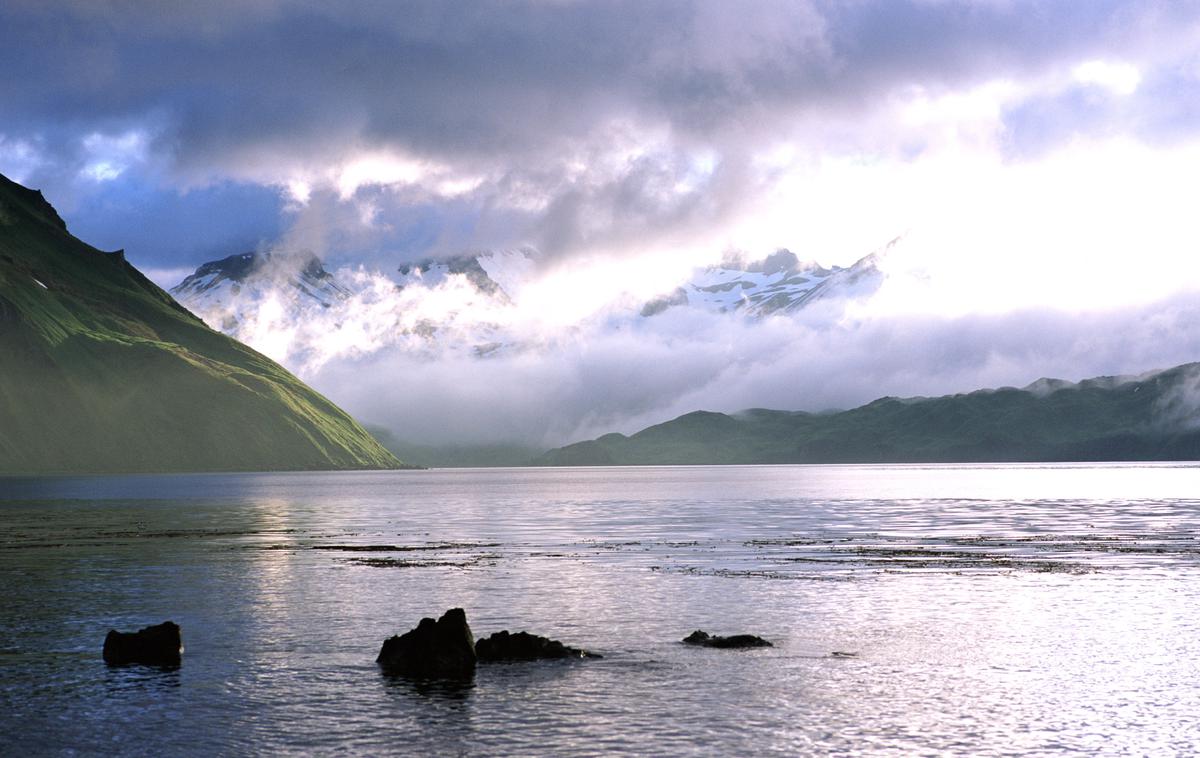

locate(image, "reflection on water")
[[382, 673, 476, 701], [1, 463, 1199, 755], [104, 665, 182, 692]]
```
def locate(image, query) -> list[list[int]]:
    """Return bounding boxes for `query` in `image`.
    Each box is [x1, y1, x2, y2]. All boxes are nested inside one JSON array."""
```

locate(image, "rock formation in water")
[[376, 608, 477, 678], [102, 621, 183, 666], [682, 630, 773, 649], [475, 630, 601, 661]]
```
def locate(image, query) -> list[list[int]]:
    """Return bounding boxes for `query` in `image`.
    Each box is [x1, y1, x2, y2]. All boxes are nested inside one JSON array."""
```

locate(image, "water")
[[2, 463, 1199, 756]]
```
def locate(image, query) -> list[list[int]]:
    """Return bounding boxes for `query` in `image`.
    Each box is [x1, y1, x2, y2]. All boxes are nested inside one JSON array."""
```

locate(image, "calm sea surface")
[[2, 463, 1199, 756]]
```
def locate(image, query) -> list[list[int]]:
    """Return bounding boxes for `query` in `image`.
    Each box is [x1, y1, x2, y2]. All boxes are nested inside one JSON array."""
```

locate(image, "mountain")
[[169, 247, 531, 370], [0, 173, 405, 473], [171, 250, 349, 334], [397, 253, 512, 301], [169, 244, 883, 370], [641, 247, 884, 318], [175, 245, 880, 327], [536, 364, 1200, 465]]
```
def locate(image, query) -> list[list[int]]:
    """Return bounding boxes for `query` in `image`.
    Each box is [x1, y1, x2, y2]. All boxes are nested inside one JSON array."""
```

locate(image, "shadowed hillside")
[[0, 173, 406, 473], [538, 366, 1200, 465]]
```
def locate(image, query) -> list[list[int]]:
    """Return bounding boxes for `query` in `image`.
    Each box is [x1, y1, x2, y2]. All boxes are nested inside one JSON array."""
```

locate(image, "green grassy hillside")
[[538, 365, 1200, 465], [0, 173, 405, 473]]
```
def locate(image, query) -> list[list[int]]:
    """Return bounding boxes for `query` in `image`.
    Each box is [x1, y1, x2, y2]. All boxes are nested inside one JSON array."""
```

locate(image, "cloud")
[[179, 204, 1200, 448], [1156, 363, 1200, 432], [309, 286, 1200, 448], [1002, 60, 1200, 157], [7, 1, 1200, 447], [4, 1, 1200, 271]]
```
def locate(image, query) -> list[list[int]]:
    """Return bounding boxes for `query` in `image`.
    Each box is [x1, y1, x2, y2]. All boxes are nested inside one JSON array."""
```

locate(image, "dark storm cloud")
[[5, 1, 1195, 165], [1, 1, 670, 172], [3, 0, 1200, 269]]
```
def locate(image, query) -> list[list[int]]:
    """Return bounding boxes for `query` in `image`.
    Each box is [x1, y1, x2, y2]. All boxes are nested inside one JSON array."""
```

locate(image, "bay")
[[2, 463, 1199, 756]]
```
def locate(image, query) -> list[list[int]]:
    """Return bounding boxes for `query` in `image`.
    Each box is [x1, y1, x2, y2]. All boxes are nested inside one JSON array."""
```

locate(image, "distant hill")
[[537, 365, 1200, 465], [0, 173, 406, 473], [367, 427, 544, 468]]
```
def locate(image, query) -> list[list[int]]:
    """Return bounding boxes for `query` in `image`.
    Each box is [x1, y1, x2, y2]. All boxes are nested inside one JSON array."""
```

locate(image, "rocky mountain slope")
[[0, 173, 405, 473]]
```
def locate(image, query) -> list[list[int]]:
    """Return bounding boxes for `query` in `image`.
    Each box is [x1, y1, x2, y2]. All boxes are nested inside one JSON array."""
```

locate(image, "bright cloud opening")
[[79, 131, 147, 183], [1072, 59, 1142, 96]]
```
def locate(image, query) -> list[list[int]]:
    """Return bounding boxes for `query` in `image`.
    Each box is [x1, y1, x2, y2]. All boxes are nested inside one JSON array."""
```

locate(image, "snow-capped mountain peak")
[[641, 247, 884, 318], [171, 250, 348, 333], [173, 250, 347, 305], [169, 242, 891, 375], [398, 254, 509, 301]]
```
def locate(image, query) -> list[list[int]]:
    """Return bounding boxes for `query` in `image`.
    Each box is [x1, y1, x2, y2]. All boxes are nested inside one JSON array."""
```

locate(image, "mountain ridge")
[[167, 245, 884, 368], [536, 363, 1200, 466], [0, 173, 407, 474]]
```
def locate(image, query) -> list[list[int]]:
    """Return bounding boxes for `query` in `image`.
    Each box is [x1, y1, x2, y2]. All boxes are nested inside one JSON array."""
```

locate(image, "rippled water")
[[2, 464, 1199, 756]]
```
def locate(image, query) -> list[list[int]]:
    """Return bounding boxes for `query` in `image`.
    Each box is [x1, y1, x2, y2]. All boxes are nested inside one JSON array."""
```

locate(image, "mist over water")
[[3, 464, 1199, 756]]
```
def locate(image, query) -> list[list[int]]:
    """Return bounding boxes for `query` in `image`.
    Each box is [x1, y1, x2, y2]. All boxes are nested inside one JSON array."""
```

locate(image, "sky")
[[5, 1, 1200, 446]]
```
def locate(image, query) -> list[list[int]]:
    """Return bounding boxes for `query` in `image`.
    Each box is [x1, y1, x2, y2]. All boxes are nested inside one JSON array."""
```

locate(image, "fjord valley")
[[163, 240, 1200, 469], [0, 173, 402, 473], [6, 2, 1200, 755]]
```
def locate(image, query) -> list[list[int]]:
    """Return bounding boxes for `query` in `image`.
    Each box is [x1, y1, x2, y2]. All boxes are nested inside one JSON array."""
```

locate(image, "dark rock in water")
[[103, 621, 183, 666], [682, 630, 773, 649], [377, 608, 477, 678], [475, 630, 602, 662]]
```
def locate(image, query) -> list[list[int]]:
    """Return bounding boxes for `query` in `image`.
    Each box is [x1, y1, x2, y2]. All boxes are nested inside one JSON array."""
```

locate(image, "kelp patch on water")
[[305, 531, 1200, 578], [656, 565, 855, 581], [271, 541, 504, 569], [311, 542, 500, 552], [7, 516, 1199, 580], [343, 554, 500, 569], [741, 532, 1200, 577]]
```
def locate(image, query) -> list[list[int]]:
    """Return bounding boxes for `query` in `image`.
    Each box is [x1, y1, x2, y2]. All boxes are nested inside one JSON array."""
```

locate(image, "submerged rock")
[[681, 630, 772, 649], [377, 608, 476, 678], [475, 630, 602, 662], [102, 621, 183, 666]]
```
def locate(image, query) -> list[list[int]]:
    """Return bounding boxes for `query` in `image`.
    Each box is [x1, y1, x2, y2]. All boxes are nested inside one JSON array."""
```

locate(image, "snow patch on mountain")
[[640, 246, 886, 318], [171, 251, 349, 334], [170, 243, 890, 376]]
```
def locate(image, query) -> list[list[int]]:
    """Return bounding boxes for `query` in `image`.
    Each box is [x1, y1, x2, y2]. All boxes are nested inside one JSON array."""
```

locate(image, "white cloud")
[[306, 287, 1200, 448], [177, 165, 1200, 448], [79, 130, 147, 183], [736, 128, 1200, 318], [0, 134, 45, 184], [1072, 59, 1142, 96]]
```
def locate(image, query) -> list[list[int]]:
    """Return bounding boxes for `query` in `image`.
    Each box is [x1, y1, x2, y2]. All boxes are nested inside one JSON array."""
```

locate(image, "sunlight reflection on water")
[[1, 463, 1199, 755]]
